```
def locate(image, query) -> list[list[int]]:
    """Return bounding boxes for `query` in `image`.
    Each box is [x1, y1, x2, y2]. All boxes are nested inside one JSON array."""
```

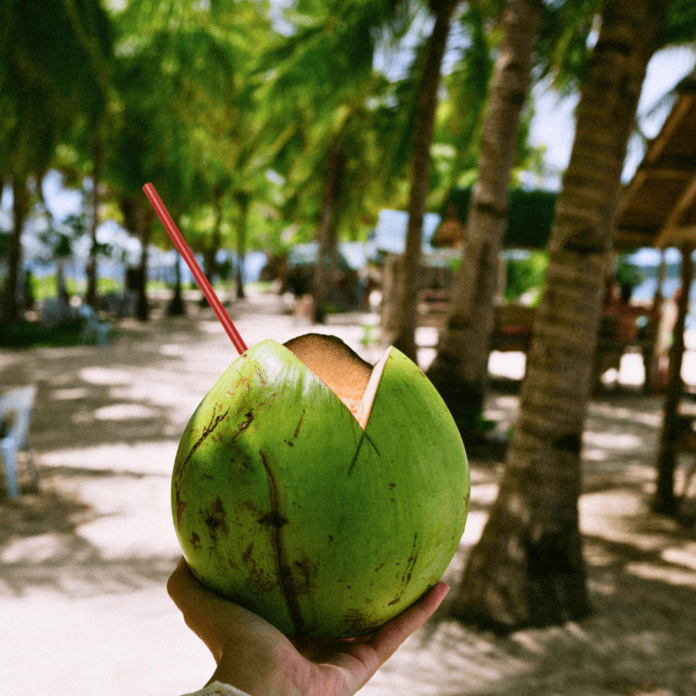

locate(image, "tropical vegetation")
[[3, 0, 696, 637]]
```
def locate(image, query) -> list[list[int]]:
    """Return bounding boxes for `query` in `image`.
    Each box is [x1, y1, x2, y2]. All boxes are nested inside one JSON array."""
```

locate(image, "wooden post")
[[645, 248, 667, 393], [654, 241, 694, 515]]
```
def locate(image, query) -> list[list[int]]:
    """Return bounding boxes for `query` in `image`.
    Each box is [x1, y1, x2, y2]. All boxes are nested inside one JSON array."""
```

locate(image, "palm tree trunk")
[[167, 215, 186, 317], [85, 140, 102, 308], [392, 0, 457, 361], [453, 0, 671, 633], [235, 193, 250, 300], [56, 257, 69, 304], [3, 175, 29, 323], [121, 197, 153, 322], [427, 0, 543, 438], [136, 221, 151, 322], [200, 197, 223, 308], [167, 252, 186, 316], [313, 135, 346, 324], [653, 242, 693, 515]]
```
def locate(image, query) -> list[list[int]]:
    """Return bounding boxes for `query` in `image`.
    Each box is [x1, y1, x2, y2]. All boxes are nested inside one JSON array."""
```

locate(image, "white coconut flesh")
[[283, 333, 389, 430]]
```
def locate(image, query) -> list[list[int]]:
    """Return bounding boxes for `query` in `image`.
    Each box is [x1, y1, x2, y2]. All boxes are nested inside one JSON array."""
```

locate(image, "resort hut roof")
[[614, 75, 696, 250]]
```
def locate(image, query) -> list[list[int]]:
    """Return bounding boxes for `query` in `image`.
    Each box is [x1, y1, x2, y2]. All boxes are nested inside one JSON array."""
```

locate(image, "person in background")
[[168, 558, 450, 696]]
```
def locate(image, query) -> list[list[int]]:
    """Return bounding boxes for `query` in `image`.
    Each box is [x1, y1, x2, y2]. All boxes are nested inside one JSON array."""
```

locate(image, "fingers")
[[166, 557, 193, 607], [167, 558, 290, 655], [167, 557, 227, 628], [368, 582, 450, 664]]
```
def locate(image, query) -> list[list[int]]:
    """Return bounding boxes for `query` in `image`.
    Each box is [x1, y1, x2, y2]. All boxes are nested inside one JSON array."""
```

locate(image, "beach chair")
[[0, 385, 40, 498], [79, 304, 110, 346]]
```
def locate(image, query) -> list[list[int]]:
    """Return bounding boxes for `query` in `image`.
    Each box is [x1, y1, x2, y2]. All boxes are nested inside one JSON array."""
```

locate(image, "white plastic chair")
[[0, 386, 40, 498], [79, 304, 110, 346]]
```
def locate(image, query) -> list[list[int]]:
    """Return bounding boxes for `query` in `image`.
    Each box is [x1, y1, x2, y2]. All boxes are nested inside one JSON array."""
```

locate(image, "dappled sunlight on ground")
[[2, 290, 696, 695], [489, 350, 527, 381]]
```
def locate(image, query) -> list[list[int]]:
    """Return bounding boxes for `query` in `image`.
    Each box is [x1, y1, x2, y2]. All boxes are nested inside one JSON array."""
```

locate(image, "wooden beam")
[[655, 224, 696, 247], [618, 94, 696, 222], [637, 166, 695, 179], [614, 229, 657, 248], [655, 172, 696, 247], [616, 170, 648, 220], [653, 240, 694, 514], [644, 93, 696, 166]]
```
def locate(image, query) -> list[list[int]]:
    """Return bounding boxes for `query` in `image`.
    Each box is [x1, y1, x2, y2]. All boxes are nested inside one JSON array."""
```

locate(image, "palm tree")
[[103, 1, 273, 318], [452, 0, 672, 632], [426, 0, 544, 438], [0, 0, 111, 322], [391, 0, 459, 361], [260, 0, 413, 322]]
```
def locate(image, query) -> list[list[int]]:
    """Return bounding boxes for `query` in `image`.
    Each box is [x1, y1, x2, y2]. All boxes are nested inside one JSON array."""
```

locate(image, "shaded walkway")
[[1, 289, 695, 695]]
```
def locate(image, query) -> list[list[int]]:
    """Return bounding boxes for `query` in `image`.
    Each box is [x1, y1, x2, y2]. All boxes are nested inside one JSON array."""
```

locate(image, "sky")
[[530, 46, 696, 189]]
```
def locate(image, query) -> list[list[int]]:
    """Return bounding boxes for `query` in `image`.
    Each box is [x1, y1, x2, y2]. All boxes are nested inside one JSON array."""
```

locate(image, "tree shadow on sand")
[[0, 466, 177, 599], [369, 492, 696, 696]]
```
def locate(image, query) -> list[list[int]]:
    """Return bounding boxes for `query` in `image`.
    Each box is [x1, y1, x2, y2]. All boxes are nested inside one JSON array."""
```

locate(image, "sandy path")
[[1, 290, 696, 696]]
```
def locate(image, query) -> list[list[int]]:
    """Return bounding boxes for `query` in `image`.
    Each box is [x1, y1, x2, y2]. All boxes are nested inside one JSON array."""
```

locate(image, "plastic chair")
[[79, 304, 110, 346], [0, 386, 40, 498]]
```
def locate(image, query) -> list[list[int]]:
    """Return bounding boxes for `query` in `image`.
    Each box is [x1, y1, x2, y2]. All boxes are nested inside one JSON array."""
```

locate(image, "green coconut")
[[172, 333, 469, 638]]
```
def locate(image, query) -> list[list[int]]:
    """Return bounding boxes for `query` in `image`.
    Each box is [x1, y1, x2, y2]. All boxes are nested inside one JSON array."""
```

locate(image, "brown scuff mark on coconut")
[[183, 405, 232, 469], [205, 496, 229, 541], [173, 405, 241, 515], [176, 499, 186, 528], [387, 532, 419, 607], [258, 510, 289, 528], [294, 410, 305, 439], [232, 411, 254, 439], [259, 450, 307, 636], [241, 540, 277, 593], [285, 410, 306, 447], [402, 532, 419, 587], [293, 553, 320, 594], [341, 606, 381, 637], [242, 541, 254, 563]]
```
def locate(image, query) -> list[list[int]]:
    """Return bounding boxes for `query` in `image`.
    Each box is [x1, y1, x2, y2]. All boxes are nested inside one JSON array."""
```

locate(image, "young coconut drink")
[[172, 333, 470, 638], [143, 183, 469, 639]]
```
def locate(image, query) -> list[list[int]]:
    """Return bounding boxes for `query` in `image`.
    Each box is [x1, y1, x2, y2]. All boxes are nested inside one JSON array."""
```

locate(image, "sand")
[[1, 289, 695, 696]]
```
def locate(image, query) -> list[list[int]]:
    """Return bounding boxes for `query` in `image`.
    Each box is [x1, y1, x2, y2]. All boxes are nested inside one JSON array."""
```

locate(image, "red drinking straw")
[[143, 183, 248, 355]]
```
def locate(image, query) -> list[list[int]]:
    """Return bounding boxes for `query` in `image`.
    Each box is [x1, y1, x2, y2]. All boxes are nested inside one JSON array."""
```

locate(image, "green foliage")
[[431, 3, 496, 200], [38, 213, 89, 260], [360, 324, 379, 347], [455, 408, 497, 439], [0, 0, 112, 176], [0, 319, 84, 348], [663, 0, 696, 46], [2, 0, 574, 295], [536, 0, 602, 95], [445, 187, 558, 249], [505, 188, 558, 248], [31, 274, 120, 302], [615, 257, 644, 290], [504, 251, 549, 306], [256, 0, 416, 235]]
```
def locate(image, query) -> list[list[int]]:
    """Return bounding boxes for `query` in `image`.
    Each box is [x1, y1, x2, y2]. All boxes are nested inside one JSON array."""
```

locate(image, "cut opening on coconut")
[[283, 333, 390, 430]]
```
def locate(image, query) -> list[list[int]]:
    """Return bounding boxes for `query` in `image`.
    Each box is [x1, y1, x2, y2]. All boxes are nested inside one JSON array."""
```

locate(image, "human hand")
[[167, 557, 449, 696]]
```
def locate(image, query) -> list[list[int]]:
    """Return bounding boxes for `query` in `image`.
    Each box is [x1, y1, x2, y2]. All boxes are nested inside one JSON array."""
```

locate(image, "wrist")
[[208, 657, 303, 696]]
